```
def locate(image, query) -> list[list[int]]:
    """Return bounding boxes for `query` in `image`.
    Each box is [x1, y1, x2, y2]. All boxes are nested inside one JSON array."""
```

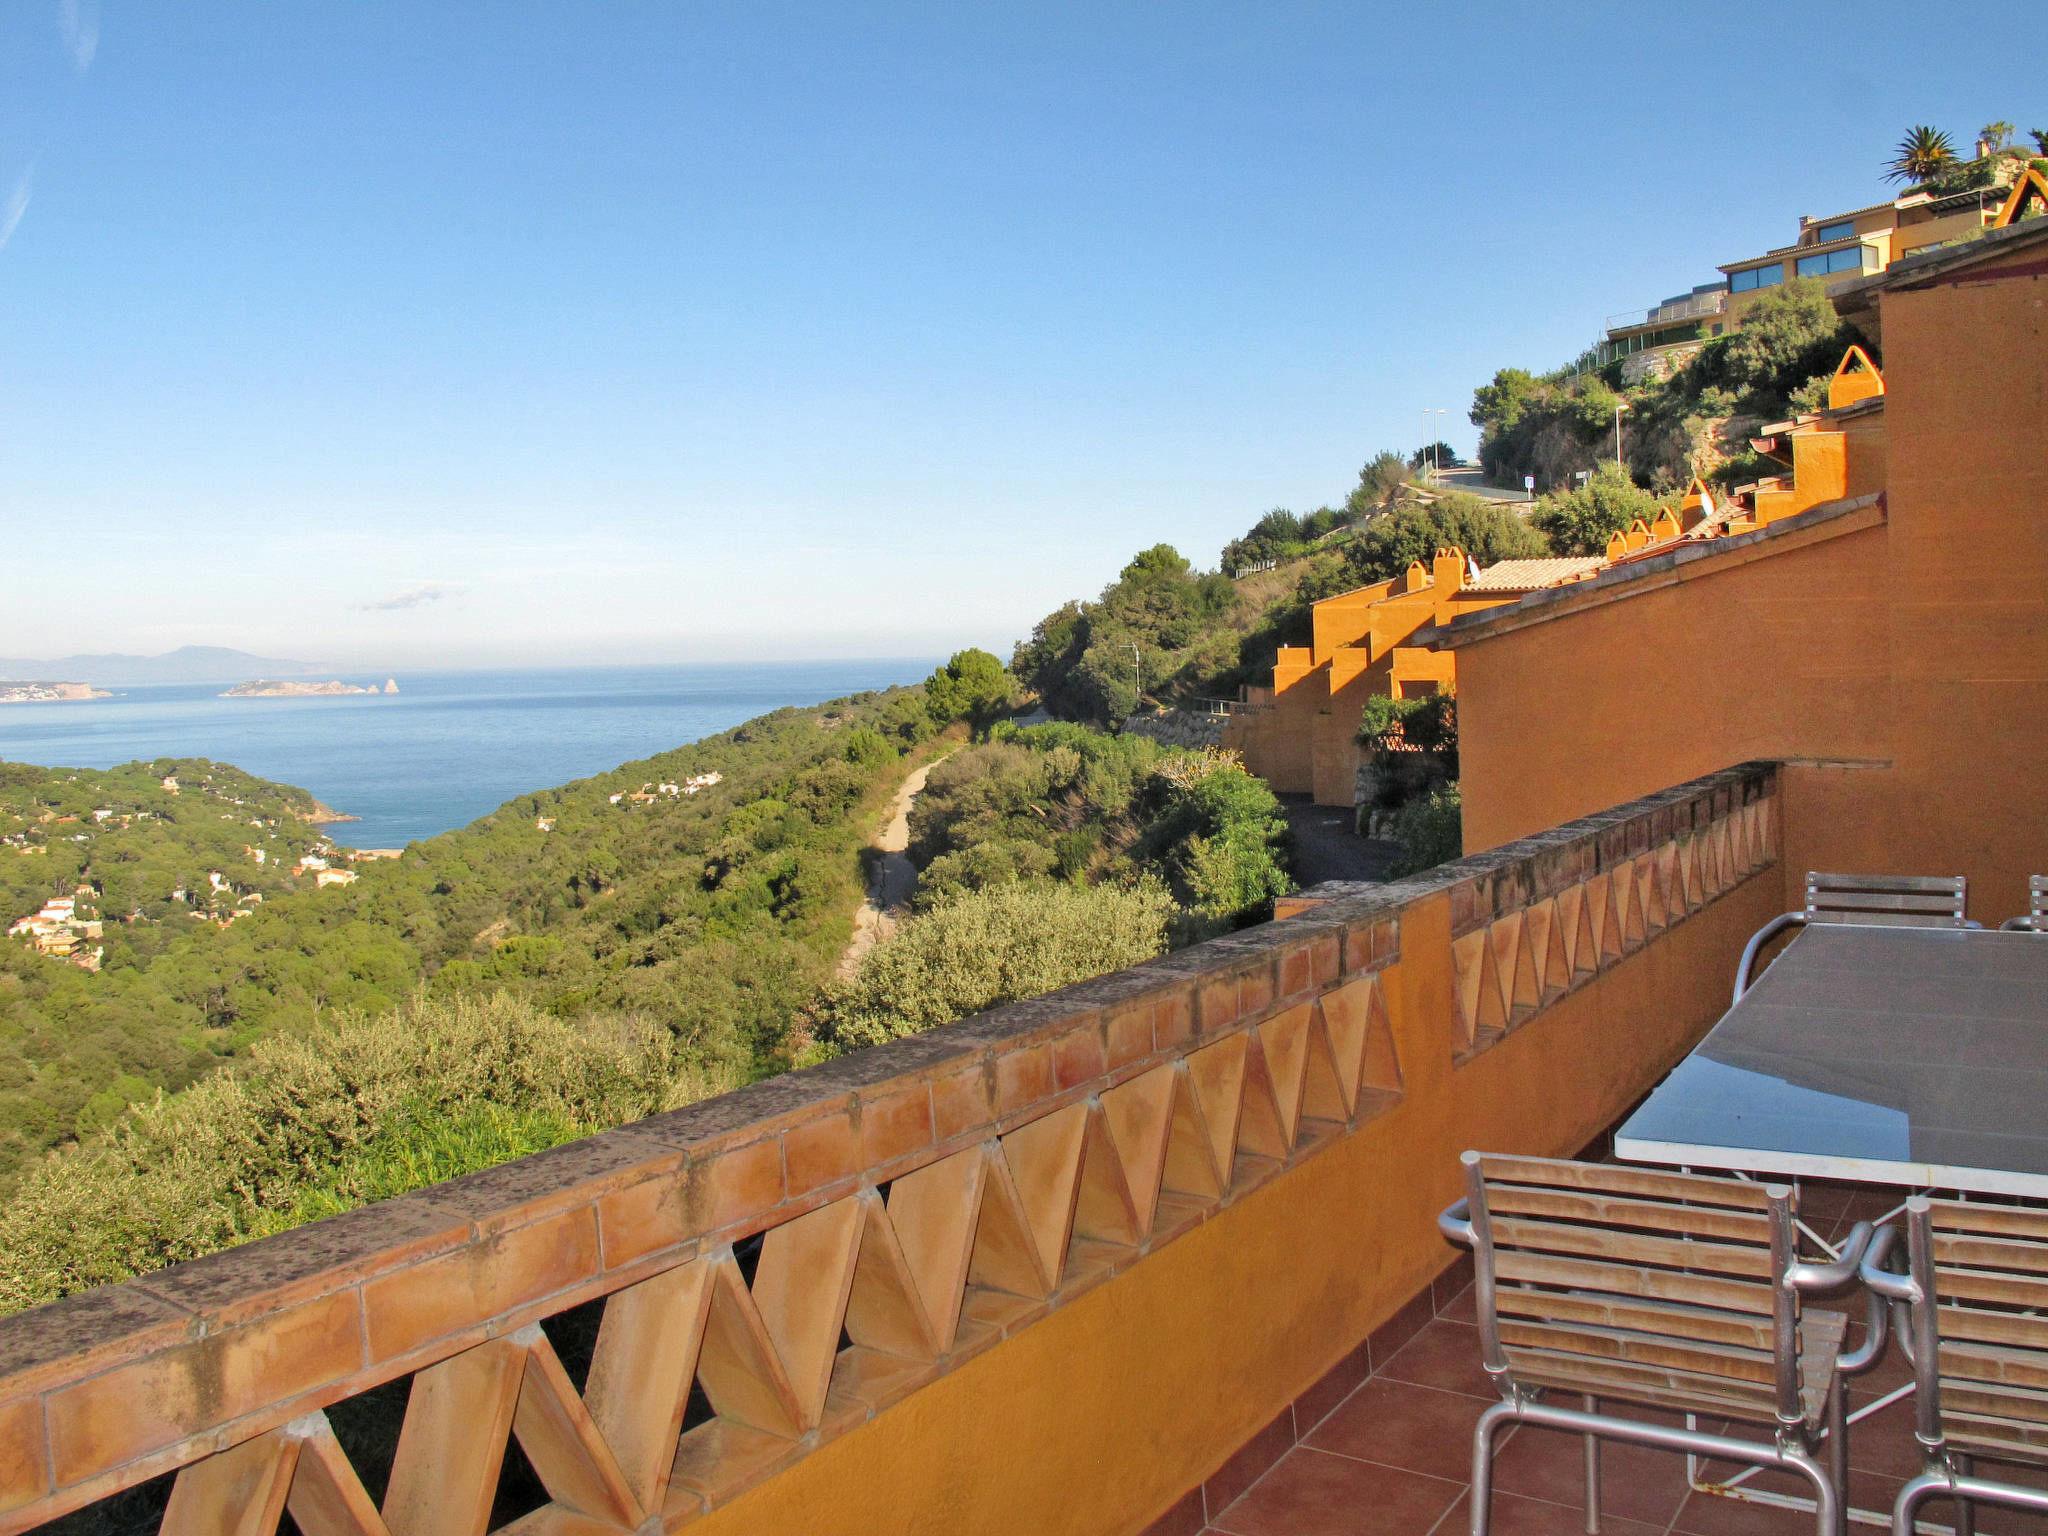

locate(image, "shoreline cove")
[[0, 659, 937, 847]]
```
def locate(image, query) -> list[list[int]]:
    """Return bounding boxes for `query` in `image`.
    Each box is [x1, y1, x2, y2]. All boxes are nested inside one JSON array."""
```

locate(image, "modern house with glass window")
[[1719, 187, 2004, 321], [1595, 182, 2010, 375]]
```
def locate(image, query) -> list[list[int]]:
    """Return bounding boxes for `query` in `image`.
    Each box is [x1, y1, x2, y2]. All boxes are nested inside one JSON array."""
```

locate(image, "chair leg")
[[1827, 1378, 1849, 1536], [1894, 1470, 1945, 1536], [1582, 1394, 1601, 1535], [1784, 1446, 1839, 1536], [1471, 1401, 1516, 1536], [1952, 1453, 1975, 1536]]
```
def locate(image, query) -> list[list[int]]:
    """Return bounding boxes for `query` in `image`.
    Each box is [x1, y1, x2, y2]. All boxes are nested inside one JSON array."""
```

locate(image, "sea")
[[0, 661, 937, 848]]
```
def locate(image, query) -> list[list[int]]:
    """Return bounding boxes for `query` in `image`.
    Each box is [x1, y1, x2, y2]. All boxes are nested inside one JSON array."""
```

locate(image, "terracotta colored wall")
[[1457, 518, 1890, 854], [1457, 262, 2047, 922], [695, 851, 1779, 1536]]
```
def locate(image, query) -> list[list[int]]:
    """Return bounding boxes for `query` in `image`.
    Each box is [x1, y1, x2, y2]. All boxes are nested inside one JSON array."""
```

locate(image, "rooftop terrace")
[[0, 763, 1793, 1536]]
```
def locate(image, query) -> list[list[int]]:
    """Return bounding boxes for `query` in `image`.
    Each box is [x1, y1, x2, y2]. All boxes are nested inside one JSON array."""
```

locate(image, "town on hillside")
[[0, 759, 393, 969]]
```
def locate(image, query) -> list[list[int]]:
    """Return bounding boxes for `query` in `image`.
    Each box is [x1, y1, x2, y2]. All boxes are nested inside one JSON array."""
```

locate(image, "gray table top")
[[1614, 924, 2048, 1194]]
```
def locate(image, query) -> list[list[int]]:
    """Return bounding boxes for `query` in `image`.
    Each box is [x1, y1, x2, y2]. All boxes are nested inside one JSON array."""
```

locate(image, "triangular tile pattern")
[[151, 968, 1411, 1536], [1449, 799, 1775, 1056]]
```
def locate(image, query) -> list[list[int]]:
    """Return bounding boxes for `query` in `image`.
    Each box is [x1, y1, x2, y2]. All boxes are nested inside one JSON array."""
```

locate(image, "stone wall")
[[1119, 708, 1230, 751]]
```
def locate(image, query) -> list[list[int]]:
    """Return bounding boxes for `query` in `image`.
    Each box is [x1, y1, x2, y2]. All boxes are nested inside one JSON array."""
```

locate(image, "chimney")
[[1976, 136, 1993, 160]]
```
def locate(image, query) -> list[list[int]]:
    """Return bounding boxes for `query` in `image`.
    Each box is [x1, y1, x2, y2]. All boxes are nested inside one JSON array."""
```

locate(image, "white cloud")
[[357, 581, 464, 613], [0, 171, 31, 252], [58, 0, 99, 71]]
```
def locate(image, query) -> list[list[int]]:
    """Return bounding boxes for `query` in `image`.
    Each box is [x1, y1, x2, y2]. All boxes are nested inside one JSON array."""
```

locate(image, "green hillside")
[[0, 688, 937, 1179]]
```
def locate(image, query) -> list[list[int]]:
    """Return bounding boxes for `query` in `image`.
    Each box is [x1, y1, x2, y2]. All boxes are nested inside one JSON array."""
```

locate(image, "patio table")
[[1614, 923, 2048, 1195], [1613, 921, 2048, 1527]]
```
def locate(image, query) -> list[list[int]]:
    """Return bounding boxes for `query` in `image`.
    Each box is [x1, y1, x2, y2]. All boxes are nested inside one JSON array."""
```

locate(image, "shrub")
[[1387, 784, 1464, 878], [1530, 465, 1666, 557], [820, 879, 1174, 1049], [0, 991, 735, 1312], [1142, 752, 1294, 924], [924, 648, 1017, 734], [1358, 693, 1458, 771], [1346, 495, 1550, 584]]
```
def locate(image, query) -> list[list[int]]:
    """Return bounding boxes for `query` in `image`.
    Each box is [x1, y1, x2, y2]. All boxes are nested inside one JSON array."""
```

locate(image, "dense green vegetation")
[[818, 881, 1174, 1051], [810, 723, 1292, 1055], [1347, 493, 1549, 580], [1011, 544, 1286, 723], [906, 724, 1291, 928], [1471, 280, 1863, 494], [0, 990, 720, 1311], [0, 759, 359, 1155], [0, 664, 1303, 1309], [0, 686, 938, 1182], [1529, 465, 1668, 557]]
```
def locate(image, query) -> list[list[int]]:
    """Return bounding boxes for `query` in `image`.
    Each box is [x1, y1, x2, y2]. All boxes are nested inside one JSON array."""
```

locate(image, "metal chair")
[[1441, 1151, 1880, 1535], [1999, 874, 2047, 932], [1863, 1197, 2048, 1535], [1734, 872, 1971, 1000]]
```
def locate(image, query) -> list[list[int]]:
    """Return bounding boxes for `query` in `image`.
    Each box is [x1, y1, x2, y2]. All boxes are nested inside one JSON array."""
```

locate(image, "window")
[[1814, 219, 1857, 243], [1795, 246, 1864, 278], [1729, 263, 1786, 293]]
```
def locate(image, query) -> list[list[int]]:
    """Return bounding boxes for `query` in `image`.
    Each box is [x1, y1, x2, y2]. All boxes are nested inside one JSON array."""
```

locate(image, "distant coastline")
[[222, 678, 399, 698], [0, 682, 112, 705]]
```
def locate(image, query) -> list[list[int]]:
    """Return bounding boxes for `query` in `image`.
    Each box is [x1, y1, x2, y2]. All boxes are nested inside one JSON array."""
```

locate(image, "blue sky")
[[0, 3, 2033, 667]]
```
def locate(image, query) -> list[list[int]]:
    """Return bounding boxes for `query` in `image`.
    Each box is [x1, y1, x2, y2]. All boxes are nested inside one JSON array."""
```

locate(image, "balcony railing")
[[0, 764, 1783, 1536], [1604, 289, 1729, 335]]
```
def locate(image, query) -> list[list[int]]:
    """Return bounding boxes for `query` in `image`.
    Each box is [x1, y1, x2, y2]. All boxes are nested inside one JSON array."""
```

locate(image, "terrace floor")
[[1172, 1178, 2048, 1536]]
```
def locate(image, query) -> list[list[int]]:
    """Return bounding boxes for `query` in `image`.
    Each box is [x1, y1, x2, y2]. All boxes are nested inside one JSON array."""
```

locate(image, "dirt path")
[[836, 760, 936, 980]]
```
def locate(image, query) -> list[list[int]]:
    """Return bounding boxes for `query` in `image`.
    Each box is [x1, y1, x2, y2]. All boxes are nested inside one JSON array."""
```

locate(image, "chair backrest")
[[1804, 871, 1967, 927], [1461, 1153, 1811, 1425], [1901, 1198, 2048, 1464]]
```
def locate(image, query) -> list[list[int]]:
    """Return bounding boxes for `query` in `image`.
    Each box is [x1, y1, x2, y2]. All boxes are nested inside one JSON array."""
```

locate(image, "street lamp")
[[1613, 399, 1627, 469], [1420, 408, 1449, 482]]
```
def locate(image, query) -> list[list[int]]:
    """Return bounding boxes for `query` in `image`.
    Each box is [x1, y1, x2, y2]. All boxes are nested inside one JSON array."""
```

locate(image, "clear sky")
[[1, 3, 2032, 668]]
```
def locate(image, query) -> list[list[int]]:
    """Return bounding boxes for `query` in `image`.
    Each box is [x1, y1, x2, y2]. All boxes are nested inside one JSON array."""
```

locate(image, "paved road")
[[1427, 467, 1533, 503], [1279, 797, 1404, 886]]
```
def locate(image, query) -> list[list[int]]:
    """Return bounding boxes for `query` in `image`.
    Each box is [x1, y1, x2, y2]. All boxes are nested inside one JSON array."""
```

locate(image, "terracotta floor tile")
[[1439, 1489, 1663, 1536], [1376, 1319, 1495, 1399], [1844, 1392, 1928, 1480], [1203, 1408, 1297, 1516], [1846, 1332, 1916, 1402], [1670, 1464, 1904, 1534], [1486, 1413, 1693, 1528], [1437, 1282, 1477, 1324], [1669, 1484, 1838, 1534], [1308, 1377, 1495, 1483], [1210, 1446, 1462, 1536]]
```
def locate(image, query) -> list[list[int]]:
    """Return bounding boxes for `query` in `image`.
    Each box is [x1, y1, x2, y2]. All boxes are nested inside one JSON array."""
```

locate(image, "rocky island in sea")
[[0, 681, 112, 704], [220, 679, 396, 698]]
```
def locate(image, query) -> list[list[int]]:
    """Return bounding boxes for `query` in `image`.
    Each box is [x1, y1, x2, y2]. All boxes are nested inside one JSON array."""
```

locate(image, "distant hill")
[[0, 646, 325, 685]]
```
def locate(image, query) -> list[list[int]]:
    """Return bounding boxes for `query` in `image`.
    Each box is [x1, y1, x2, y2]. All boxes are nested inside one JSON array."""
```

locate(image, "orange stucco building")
[[1227, 342, 1903, 813], [1224, 548, 1601, 806], [1426, 218, 2048, 923]]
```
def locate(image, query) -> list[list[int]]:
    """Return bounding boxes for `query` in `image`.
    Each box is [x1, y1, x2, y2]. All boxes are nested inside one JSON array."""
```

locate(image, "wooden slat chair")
[[1441, 1152, 1880, 1535], [1734, 872, 1971, 1000], [1863, 1197, 2048, 1535], [1999, 875, 2048, 932]]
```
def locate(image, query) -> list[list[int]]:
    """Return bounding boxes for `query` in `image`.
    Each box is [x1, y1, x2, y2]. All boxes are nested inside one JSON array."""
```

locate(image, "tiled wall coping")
[[0, 760, 1779, 1531], [1412, 496, 1884, 650]]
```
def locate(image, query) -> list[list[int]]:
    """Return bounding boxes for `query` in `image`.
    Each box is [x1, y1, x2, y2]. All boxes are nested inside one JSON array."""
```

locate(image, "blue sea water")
[[0, 661, 937, 848]]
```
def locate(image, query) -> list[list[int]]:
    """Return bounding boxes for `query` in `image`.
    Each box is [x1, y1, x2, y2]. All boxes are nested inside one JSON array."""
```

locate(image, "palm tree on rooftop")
[[1887, 125, 1957, 186]]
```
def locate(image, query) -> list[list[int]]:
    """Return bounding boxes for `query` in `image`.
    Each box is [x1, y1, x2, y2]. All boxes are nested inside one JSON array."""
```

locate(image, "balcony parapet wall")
[[0, 762, 1780, 1535]]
